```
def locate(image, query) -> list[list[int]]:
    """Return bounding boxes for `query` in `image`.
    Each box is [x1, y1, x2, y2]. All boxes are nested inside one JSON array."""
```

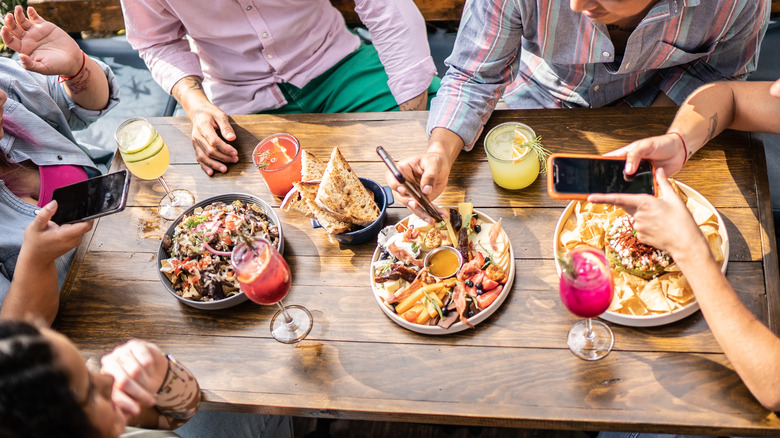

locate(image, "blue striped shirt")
[[429, 0, 770, 150]]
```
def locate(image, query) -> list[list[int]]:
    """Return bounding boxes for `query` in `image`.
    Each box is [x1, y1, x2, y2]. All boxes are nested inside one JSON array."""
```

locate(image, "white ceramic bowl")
[[552, 182, 728, 327], [370, 210, 514, 335]]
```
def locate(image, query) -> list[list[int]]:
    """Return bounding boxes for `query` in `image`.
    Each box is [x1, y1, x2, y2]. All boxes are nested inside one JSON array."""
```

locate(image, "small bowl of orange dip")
[[424, 246, 464, 280]]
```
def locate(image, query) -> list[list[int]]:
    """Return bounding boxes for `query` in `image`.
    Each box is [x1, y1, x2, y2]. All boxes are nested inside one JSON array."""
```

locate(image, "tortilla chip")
[[638, 278, 672, 313]]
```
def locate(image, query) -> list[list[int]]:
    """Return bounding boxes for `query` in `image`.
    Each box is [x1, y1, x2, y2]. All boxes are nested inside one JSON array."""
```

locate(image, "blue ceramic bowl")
[[312, 177, 394, 245]]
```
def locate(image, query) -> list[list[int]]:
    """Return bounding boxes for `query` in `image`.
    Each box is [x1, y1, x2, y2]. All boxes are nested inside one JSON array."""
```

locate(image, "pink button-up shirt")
[[121, 0, 437, 115]]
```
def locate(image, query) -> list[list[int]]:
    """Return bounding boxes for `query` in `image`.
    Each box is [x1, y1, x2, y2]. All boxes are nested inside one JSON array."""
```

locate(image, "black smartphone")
[[546, 153, 657, 200], [50, 170, 130, 225]]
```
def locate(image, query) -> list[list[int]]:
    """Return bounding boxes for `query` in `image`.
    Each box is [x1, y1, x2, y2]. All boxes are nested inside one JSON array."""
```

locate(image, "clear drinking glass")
[[231, 238, 312, 344], [114, 117, 194, 220], [559, 246, 615, 360], [484, 122, 540, 190]]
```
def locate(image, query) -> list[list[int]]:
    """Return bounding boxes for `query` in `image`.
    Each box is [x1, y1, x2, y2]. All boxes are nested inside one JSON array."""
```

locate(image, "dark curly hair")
[[0, 321, 99, 438]]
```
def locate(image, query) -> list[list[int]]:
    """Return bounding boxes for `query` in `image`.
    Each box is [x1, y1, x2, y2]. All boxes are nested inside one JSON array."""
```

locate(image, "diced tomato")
[[481, 278, 499, 291], [476, 285, 502, 309], [226, 220, 236, 231], [224, 236, 232, 245]]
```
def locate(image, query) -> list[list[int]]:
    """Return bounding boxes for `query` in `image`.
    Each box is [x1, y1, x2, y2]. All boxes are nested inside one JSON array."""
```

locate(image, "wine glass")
[[114, 117, 194, 220], [559, 246, 615, 360], [231, 238, 313, 343]]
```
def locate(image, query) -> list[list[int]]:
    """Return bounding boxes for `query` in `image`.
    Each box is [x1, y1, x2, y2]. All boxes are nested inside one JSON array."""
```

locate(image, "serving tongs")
[[376, 146, 444, 223]]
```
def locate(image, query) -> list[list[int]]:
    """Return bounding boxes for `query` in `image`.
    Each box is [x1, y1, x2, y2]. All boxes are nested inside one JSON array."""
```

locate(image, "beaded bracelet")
[[58, 51, 86, 83], [668, 131, 688, 164]]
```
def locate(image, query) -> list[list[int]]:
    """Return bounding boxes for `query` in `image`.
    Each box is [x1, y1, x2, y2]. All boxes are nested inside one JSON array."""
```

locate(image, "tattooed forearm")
[[172, 77, 204, 101], [399, 93, 427, 111], [705, 113, 719, 143], [63, 67, 90, 94]]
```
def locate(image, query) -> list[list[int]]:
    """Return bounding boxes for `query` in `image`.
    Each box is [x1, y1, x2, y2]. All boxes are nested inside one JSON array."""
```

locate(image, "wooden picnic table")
[[55, 108, 780, 435]]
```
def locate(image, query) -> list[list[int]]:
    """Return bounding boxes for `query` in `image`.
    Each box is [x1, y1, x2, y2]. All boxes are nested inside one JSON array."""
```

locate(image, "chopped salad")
[[160, 200, 280, 302]]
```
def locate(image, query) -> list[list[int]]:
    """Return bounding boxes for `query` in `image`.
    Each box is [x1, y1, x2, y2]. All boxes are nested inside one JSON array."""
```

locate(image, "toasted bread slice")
[[295, 181, 353, 235], [316, 148, 380, 226], [301, 150, 327, 182], [280, 184, 315, 218]]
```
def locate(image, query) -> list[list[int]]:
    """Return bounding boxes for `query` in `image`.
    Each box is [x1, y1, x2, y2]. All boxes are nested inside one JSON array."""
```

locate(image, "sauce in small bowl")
[[424, 246, 464, 280]]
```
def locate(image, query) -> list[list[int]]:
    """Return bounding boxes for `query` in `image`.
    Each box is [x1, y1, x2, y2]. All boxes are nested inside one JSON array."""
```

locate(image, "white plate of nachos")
[[553, 181, 728, 327]]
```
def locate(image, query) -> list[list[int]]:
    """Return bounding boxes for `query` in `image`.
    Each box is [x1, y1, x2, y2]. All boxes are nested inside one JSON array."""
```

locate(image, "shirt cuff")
[[427, 96, 488, 152], [386, 56, 437, 105]]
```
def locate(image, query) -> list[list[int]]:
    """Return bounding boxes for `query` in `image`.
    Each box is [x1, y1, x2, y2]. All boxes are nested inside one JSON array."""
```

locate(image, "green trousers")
[[263, 43, 441, 114]]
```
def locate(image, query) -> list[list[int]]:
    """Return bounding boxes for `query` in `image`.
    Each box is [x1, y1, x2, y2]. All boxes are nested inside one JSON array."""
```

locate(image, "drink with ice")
[[253, 133, 302, 197], [484, 122, 540, 190], [559, 246, 615, 360]]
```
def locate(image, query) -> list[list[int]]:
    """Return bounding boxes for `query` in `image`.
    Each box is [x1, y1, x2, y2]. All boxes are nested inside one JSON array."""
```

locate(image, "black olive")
[[467, 310, 475, 317], [476, 282, 483, 290], [466, 279, 474, 287], [441, 306, 449, 316], [474, 224, 482, 233], [476, 289, 484, 296]]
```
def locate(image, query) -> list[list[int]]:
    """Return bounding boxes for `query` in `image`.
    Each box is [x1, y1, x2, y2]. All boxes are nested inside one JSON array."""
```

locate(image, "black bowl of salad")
[[157, 194, 284, 310]]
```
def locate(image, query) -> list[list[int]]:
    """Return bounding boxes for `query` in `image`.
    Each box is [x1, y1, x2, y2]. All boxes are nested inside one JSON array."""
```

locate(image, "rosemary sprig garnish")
[[518, 135, 551, 174]]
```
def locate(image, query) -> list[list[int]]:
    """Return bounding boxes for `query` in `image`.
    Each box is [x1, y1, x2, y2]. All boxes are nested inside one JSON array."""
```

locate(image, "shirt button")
[[246, 5, 252, 10], [593, 85, 600, 91], [262, 32, 268, 38], [267, 53, 274, 59], [602, 51, 611, 58], [57, 155, 63, 160]]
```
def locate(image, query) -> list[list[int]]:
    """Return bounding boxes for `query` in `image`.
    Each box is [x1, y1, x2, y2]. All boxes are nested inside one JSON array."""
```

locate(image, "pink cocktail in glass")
[[559, 246, 614, 360], [253, 133, 302, 197], [232, 238, 312, 343]]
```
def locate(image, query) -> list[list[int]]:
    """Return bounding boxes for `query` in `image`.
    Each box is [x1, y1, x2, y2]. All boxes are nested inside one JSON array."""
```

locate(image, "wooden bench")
[[27, 0, 465, 33]]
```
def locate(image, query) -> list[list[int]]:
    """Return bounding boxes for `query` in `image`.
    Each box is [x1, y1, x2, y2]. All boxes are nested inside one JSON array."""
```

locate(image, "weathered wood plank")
[[61, 334, 780, 435]]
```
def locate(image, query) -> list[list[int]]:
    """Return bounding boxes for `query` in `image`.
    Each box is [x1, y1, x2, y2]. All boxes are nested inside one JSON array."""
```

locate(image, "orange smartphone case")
[[546, 153, 658, 201]]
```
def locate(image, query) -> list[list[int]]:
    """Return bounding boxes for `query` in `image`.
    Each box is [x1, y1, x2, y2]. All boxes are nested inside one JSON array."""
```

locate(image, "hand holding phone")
[[546, 153, 658, 201], [50, 170, 130, 225]]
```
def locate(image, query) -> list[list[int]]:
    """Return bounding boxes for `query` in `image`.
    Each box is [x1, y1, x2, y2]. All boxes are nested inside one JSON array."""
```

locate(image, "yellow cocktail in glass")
[[484, 122, 540, 190], [115, 117, 195, 220], [116, 119, 170, 179]]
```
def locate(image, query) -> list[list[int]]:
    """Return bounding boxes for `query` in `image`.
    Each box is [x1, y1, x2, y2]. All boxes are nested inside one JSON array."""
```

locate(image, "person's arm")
[[656, 1, 769, 105], [101, 340, 201, 430], [0, 201, 93, 325], [588, 170, 780, 411], [170, 76, 238, 175], [0, 6, 109, 110], [354, 0, 437, 110], [608, 80, 780, 176], [121, 0, 236, 175], [387, 0, 523, 220]]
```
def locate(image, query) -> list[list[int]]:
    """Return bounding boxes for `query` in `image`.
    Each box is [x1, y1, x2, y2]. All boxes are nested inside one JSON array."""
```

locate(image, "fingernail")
[[422, 185, 432, 195], [45, 200, 57, 211], [625, 163, 633, 174], [33, 209, 40, 215]]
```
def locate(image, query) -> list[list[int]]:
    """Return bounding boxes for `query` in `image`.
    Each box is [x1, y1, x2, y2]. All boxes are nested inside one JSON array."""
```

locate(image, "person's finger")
[[111, 385, 141, 418], [199, 161, 215, 176], [586, 193, 642, 216], [603, 145, 629, 158], [655, 168, 676, 198], [622, 141, 653, 176], [25, 6, 42, 23], [196, 154, 228, 174], [113, 353, 156, 407], [13, 6, 30, 31], [32, 200, 57, 230], [215, 117, 236, 142]]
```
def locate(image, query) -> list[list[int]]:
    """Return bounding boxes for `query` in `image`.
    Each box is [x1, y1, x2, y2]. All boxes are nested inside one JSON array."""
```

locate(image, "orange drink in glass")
[[253, 133, 303, 197]]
